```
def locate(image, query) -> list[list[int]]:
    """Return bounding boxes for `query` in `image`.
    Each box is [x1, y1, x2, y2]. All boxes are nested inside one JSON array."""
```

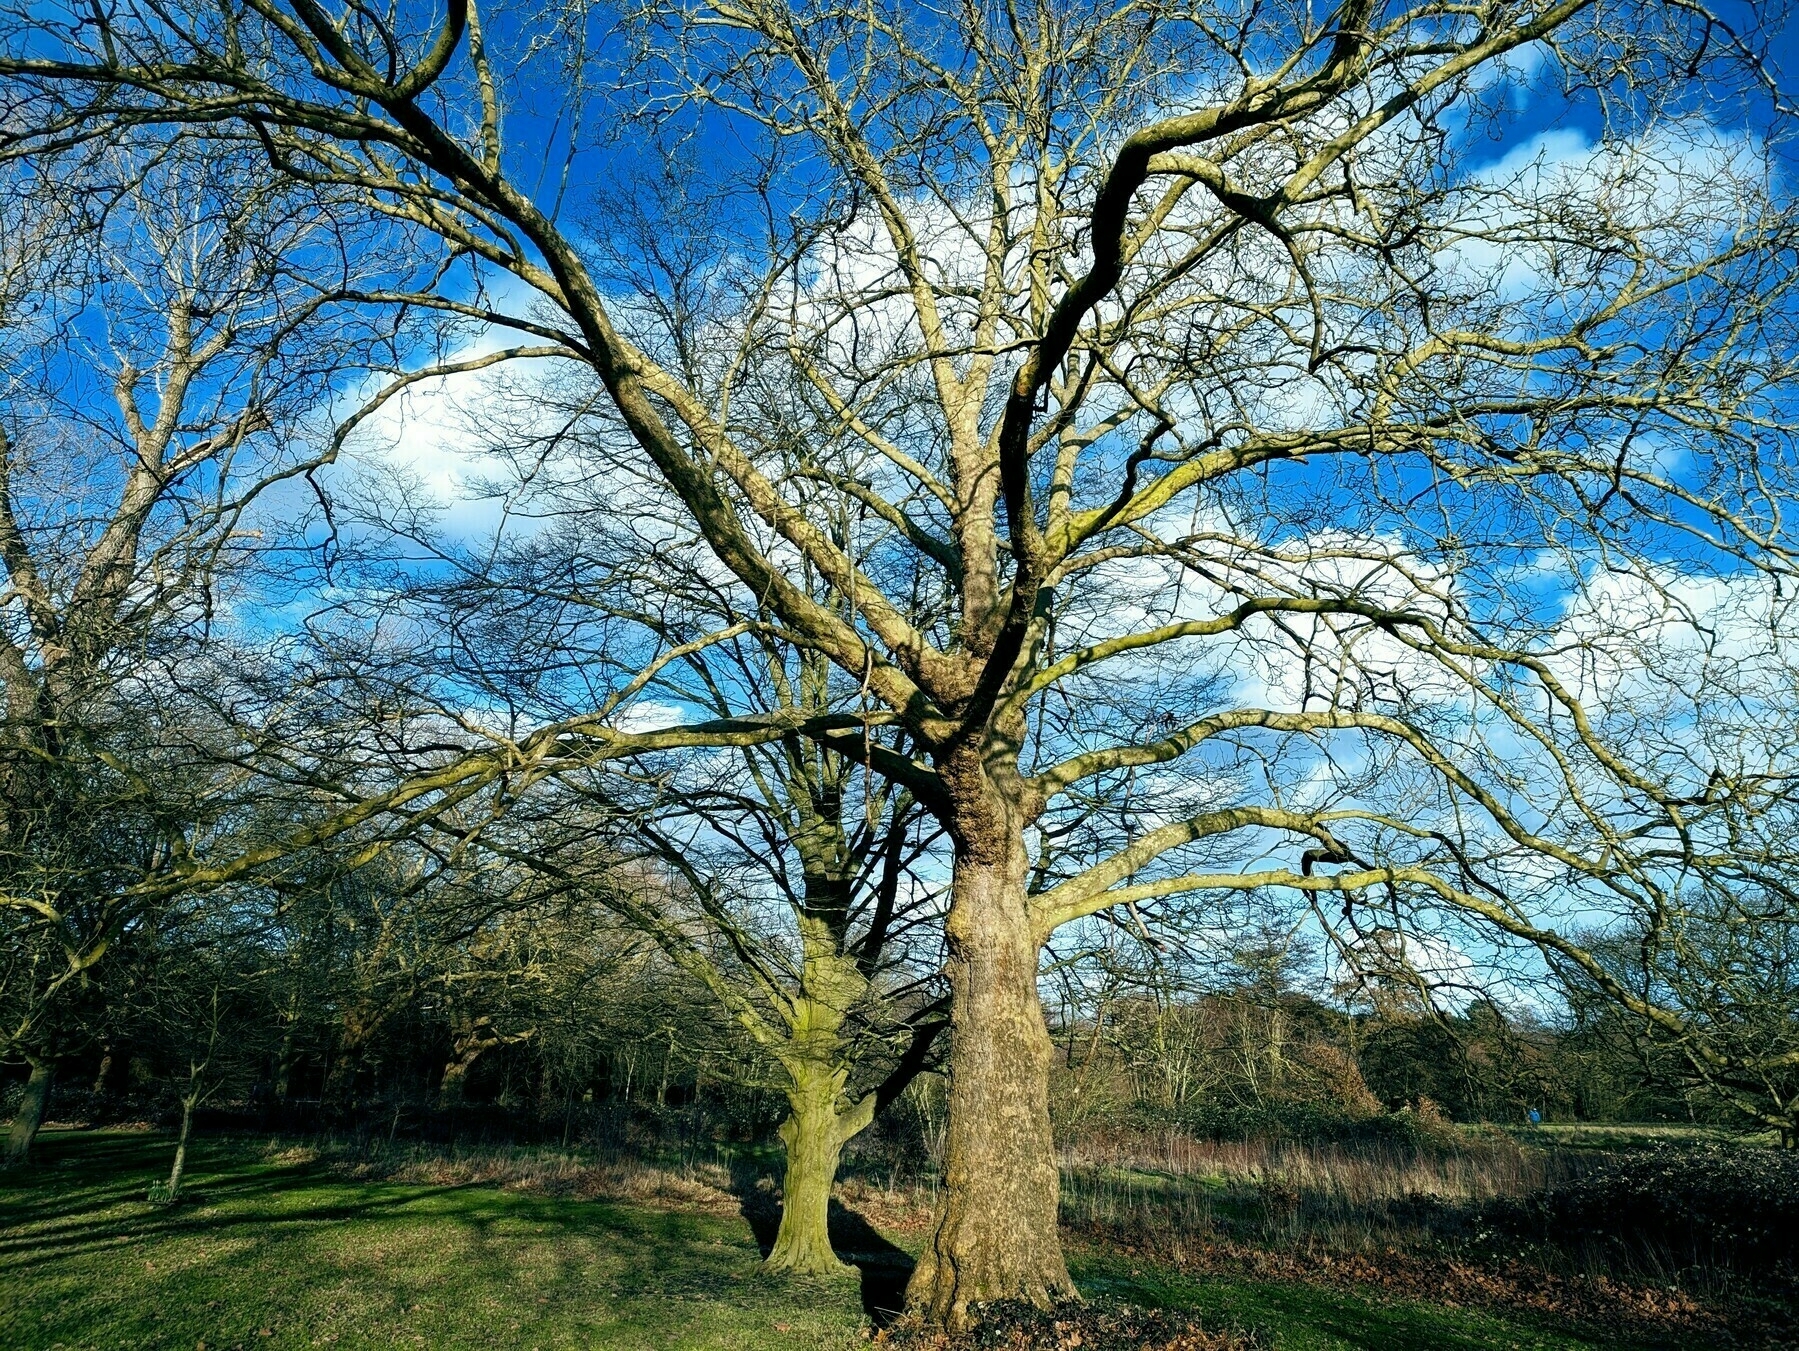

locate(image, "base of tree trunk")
[[3, 1058, 52, 1169], [906, 1173, 1077, 1329], [904, 841, 1076, 1329], [764, 1092, 855, 1277]]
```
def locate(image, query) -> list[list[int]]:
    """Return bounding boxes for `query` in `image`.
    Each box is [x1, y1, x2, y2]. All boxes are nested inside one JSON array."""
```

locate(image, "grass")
[[1508, 1122, 1780, 1151], [1, 1130, 869, 1351], [0, 1129, 1732, 1351]]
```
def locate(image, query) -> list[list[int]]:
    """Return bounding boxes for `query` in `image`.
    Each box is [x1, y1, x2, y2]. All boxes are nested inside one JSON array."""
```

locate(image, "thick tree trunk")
[[437, 1055, 472, 1108], [766, 1061, 859, 1275], [320, 1051, 357, 1108], [764, 936, 879, 1276], [274, 1017, 298, 1103], [4, 1056, 53, 1169], [907, 783, 1074, 1327]]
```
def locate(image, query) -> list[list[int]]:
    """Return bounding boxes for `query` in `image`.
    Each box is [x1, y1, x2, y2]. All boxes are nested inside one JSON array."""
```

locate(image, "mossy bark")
[[766, 1058, 868, 1275], [763, 935, 876, 1277], [907, 764, 1074, 1327], [3, 1055, 52, 1169]]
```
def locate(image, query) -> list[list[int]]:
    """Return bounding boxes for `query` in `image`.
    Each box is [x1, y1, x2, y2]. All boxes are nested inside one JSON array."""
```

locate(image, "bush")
[[1486, 1143, 1799, 1279], [1137, 1098, 1462, 1151]]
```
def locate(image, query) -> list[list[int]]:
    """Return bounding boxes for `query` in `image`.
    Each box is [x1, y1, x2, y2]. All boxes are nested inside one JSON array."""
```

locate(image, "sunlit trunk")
[[766, 1057, 858, 1275], [765, 937, 874, 1276], [91, 1045, 115, 1097], [437, 1037, 488, 1108], [274, 1013, 298, 1103], [166, 1094, 196, 1201], [907, 762, 1073, 1327]]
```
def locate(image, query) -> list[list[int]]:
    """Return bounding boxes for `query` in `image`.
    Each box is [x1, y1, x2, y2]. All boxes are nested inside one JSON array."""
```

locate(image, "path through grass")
[[0, 1130, 1703, 1350]]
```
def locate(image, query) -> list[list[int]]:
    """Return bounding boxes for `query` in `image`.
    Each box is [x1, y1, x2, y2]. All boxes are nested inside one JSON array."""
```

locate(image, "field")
[[3, 1128, 1788, 1351]]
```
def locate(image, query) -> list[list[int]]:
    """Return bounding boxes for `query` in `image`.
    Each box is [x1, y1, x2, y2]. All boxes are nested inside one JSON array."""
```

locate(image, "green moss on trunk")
[[766, 1064, 857, 1276], [4, 1056, 52, 1169]]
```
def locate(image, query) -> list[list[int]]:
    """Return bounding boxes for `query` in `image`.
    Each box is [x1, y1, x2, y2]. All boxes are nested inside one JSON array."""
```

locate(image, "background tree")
[[132, 903, 276, 1202], [0, 127, 757, 1166], [0, 138, 393, 1163], [336, 432, 955, 1271], [1566, 882, 1799, 1143]]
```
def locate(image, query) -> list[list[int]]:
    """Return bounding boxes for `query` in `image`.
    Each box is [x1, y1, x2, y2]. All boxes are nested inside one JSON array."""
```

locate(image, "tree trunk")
[[766, 1059, 861, 1275], [167, 1095, 195, 1201], [438, 1042, 486, 1108], [906, 782, 1074, 1327], [4, 1056, 53, 1169], [321, 1051, 357, 1108], [274, 1016, 298, 1103], [92, 1045, 115, 1097]]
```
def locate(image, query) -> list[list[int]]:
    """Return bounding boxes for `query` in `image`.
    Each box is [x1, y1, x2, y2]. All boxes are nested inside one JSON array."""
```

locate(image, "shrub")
[[1139, 1098, 1462, 1151], [1486, 1143, 1799, 1279]]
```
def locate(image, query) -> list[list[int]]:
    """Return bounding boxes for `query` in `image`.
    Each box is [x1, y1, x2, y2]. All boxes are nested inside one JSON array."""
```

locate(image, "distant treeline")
[[2, 883, 1707, 1162]]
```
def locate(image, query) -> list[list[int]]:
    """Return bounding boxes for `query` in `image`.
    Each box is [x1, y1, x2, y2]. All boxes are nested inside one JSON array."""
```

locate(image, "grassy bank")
[[0, 1129, 1766, 1350]]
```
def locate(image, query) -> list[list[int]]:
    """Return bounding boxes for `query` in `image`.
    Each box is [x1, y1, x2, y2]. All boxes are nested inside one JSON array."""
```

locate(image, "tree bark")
[[92, 1045, 115, 1097], [906, 771, 1074, 1327], [274, 1014, 298, 1103], [766, 1058, 864, 1275], [437, 1026, 490, 1109], [167, 1095, 195, 1201], [763, 930, 878, 1276], [4, 1056, 53, 1169], [321, 1051, 357, 1109]]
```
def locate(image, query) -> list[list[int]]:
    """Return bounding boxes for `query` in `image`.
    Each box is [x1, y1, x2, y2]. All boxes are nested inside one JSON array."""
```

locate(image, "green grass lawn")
[[0, 1130, 1703, 1350]]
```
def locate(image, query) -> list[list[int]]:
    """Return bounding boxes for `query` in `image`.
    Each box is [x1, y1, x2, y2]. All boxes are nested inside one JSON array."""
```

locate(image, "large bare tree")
[[7, 0, 1797, 1320]]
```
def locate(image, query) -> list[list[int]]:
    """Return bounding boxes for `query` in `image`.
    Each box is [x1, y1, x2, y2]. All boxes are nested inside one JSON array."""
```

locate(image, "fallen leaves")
[[875, 1299, 1254, 1351]]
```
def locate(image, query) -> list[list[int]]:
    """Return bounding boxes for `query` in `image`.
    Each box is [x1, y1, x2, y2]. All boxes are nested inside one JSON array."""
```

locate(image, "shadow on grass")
[[0, 1132, 493, 1278], [1077, 1254, 1682, 1351], [730, 1161, 914, 1327], [6, 1129, 889, 1351]]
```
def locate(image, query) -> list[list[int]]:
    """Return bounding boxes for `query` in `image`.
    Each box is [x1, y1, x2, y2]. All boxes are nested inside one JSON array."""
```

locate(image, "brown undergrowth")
[[1056, 1130, 1799, 1347], [1077, 1225, 1745, 1342], [875, 1300, 1255, 1351]]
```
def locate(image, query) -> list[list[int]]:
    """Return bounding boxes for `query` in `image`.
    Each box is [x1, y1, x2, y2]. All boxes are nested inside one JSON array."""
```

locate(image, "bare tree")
[[6, 0, 1797, 1321], [334, 411, 955, 1272], [134, 912, 274, 1203], [0, 138, 386, 1162], [0, 129, 759, 1166], [1566, 867, 1799, 1144], [528, 706, 948, 1274]]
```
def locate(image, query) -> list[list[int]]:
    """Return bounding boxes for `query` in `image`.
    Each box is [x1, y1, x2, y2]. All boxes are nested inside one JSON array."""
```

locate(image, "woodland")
[[3, 0, 1799, 1344]]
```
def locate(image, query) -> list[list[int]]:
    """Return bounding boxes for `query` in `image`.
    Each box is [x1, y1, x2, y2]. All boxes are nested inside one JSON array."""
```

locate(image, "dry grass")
[[1055, 1128, 1563, 1254], [279, 1137, 748, 1214], [1063, 1128, 1547, 1204]]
